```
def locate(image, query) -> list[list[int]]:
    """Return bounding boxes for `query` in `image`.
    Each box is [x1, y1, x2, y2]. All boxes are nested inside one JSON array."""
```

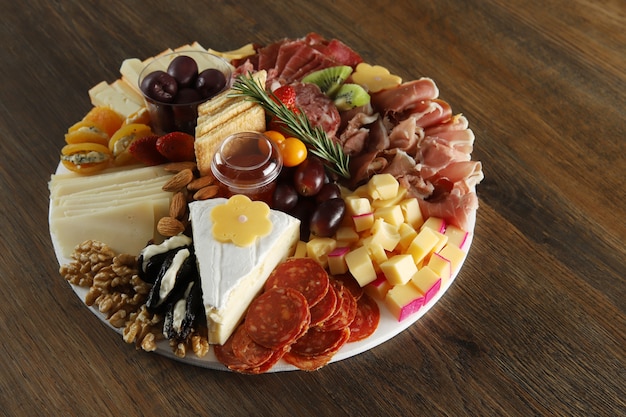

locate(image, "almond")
[[163, 161, 197, 173], [193, 185, 220, 200], [157, 216, 185, 237], [169, 191, 187, 220], [187, 175, 215, 191], [162, 168, 194, 192]]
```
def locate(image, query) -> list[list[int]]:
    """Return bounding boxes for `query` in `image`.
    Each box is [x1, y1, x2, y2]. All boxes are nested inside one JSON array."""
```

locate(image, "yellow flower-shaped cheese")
[[351, 63, 402, 93], [211, 195, 272, 247]]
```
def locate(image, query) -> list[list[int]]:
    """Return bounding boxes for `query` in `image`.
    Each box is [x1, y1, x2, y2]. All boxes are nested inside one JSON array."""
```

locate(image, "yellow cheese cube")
[[374, 204, 404, 227], [334, 226, 360, 245], [364, 239, 389, 267], [380, 254, 418, 285], [399, 198, 424, 229], [410, 266, 442, 304], [438, 244, 466, 274], [351, 184, 370, 198], [345, 195, 372, 216], [292, 240, 308, 258], [365, 274, 391, 299], [370, 186, 408, 209], [306, 237, 337, 269], [327, 246, 350, 275], [427, 252, 452, 283], [352, 212, 375, 232], [397, 222, 418, 251], [371, 218, 401, 251], [345, 245, 378, 286], [444, 224, 470, 250], [420, 216, 446, 233], [385, 282, 425, 321], [407, 227, 439, 264], [367, 173, 399, 200], [432, 231, 449, 254]]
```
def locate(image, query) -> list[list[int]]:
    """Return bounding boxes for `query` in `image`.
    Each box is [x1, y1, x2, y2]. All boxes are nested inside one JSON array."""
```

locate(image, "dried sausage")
[[264, 257, 330, 307]]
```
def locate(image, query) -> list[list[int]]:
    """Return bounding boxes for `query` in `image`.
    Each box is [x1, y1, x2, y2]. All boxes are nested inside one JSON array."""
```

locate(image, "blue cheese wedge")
[[188, 198, 300, 345]]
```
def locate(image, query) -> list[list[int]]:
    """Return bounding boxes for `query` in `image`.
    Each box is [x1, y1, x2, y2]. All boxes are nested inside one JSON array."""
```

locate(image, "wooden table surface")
[[1, 0, 624, 416]]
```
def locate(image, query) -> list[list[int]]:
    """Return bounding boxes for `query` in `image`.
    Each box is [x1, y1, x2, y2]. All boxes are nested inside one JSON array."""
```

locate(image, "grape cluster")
[[140, 55, 227, 104], [272, 156, 346, 240]]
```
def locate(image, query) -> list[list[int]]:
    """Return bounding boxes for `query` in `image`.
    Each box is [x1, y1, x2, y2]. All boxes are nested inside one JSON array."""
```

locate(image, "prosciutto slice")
[[371, 78, 439, 114]]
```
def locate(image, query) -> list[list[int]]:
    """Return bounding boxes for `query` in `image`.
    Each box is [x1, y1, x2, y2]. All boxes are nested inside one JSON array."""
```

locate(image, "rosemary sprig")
[[229, 73, 351, 179]]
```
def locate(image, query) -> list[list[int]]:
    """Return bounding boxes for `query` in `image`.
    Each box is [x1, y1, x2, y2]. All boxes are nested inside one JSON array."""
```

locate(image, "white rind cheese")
[[188, 198, 300, 345]]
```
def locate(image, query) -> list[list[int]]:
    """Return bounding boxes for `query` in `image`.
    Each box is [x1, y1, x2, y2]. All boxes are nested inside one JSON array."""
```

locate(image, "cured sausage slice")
[[264, 257, 330, 307], [290, 327, 351, 357], [245, 287, 310, 350], [214, 334, 286, 375], [231, 324, 274, 367], [283, 350, 334, 372], [309, 282, 338, 327], [348, 293, 380, 343], [318, 282, 357, 332], [332, 273, 363, 301]]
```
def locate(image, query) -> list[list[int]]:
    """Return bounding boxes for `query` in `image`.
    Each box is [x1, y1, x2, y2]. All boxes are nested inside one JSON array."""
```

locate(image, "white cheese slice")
[[51, 200, 156, 258], [188, 198, 300, 345]]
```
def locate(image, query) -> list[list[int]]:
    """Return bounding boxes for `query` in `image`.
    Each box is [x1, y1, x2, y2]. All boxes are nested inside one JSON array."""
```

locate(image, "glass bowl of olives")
[[138, 51, 232, 135]]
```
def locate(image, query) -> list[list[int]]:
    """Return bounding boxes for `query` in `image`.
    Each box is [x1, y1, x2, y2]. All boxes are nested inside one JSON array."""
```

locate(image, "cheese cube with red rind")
[[420, 216, 446, 234], [407, 227, 439, 265], [427, 252, 452, 283], [385, 283, 425, 321], [367, 173, 399, 201], [306, 237, 337, 269], [370, 218, 401, 252], [352, 212, 375, 232], [438, 243, 466, 273], [327, 246, 350, 275], [345, 245, 378, 287], [374, 204, 404, 227], [397, 222, 418, 252], [399, 197, 424, 229], [444, 224, 470, 250], [380, 254, 418, 286], [410, 266, 442, 304], [365, 274, 391, 299]]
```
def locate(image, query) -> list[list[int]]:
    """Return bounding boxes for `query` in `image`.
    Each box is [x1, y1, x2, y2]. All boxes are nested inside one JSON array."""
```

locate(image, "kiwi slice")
[[333, 83, 370, 111], [302, 65, 353, 97]]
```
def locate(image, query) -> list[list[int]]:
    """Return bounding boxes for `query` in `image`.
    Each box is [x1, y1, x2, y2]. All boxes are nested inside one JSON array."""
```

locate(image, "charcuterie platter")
[[49, 33, 482, 373]]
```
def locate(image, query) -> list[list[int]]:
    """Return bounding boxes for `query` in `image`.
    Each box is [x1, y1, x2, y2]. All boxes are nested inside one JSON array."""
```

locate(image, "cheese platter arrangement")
[[49, 33, 483, 373]]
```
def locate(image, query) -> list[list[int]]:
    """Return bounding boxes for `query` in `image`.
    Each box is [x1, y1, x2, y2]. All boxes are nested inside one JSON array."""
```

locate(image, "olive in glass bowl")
[[138, 51, 232, 135]]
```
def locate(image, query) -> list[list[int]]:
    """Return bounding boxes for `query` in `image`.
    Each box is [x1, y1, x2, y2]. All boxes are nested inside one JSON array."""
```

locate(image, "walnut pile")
[[60, 239, 209, 359]]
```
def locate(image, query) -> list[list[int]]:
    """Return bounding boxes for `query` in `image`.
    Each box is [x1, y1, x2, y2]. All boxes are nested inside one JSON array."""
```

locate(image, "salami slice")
[[264, 257, 330, 307], [290, 327, 351, 357], [231, 324, 274, 367], [283, 350, 334, 371], [318, 282, 357, 332], [245, 287, 310, 350], [214, 334, 287, 375], [348, 293, 380, 343], [309, 282, 338, 327], [332, 273, 363, 301]]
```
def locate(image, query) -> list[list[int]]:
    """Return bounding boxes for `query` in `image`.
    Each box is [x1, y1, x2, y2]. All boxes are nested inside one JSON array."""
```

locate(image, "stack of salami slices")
[[214, 258, 380, 373]]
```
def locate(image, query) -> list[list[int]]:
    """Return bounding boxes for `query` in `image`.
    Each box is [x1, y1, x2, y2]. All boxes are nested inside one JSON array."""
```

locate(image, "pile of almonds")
[[157, 162, 219, 237]]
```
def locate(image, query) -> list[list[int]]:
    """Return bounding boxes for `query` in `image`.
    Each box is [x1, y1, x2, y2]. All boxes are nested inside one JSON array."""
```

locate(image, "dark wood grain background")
[[1, 0, 624, 416]]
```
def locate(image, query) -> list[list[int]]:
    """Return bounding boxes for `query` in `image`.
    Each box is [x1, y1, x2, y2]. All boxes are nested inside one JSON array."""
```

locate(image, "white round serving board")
[[50, 163, 475, 372]]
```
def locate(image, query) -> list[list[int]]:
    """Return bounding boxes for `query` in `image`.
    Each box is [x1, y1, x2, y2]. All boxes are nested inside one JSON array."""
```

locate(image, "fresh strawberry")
[[127, 135, 168, 166], [269, 85, 300, 134], [156, 131, 195, 162], [271, 85, 298, 112]]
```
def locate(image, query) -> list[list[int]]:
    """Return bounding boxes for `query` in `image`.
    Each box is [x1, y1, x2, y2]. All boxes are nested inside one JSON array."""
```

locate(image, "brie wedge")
[[188, 198, 300, 345]]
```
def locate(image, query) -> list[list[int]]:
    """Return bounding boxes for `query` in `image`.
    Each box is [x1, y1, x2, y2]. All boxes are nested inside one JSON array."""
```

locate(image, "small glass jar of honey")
[[211, 132, 283, 204]]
